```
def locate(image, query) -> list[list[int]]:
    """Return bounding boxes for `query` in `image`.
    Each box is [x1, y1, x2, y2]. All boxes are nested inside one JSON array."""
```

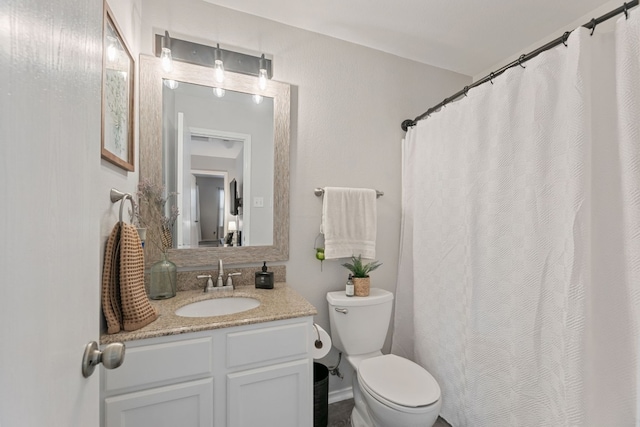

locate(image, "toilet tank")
[[326, 288, 393, 356]]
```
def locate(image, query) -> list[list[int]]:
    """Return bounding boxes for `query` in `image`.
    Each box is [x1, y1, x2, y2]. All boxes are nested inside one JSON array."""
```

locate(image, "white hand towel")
[[322, 187, 377, 260]]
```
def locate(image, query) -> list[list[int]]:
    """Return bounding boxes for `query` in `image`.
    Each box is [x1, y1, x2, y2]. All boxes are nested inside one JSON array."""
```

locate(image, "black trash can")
[[314, 362, 329, 427]]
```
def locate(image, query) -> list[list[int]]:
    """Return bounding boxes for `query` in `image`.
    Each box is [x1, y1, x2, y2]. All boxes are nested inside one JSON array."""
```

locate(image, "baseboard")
[[328, 386, 353, 404]]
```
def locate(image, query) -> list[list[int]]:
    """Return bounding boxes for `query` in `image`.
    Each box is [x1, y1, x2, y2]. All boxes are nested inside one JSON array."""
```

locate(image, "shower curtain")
[[392, 13, 640, 427]]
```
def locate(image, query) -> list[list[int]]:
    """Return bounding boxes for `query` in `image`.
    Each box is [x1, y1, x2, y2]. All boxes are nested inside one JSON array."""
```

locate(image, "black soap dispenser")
[[255, 261, 274, 289]]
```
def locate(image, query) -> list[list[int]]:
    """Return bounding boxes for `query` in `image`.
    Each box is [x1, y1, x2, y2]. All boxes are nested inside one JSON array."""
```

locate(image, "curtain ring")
[[489, 72, 495, 85], [518, 54, 526, 69], [624, 2, 629, 19], [562, 31, 570, 47], [463, 86, 469, 97], [590, 18, 597, 36]]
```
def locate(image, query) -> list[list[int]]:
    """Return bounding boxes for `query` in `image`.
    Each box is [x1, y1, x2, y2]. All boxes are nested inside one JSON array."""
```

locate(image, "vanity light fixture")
[[258, 54, 268, 90], [214, 43, 225, 83], [160, 31, 173, 73], [212, 87, 225, 98], [154, 33, 273, 83]]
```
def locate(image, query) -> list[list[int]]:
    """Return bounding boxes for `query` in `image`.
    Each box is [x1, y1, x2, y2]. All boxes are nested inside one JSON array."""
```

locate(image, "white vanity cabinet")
[[101, 316, 313, 427]]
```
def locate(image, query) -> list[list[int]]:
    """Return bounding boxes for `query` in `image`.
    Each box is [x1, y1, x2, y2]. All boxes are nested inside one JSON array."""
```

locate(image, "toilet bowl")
[[327, 288, 442, 427], [357, 354, 441, 427]]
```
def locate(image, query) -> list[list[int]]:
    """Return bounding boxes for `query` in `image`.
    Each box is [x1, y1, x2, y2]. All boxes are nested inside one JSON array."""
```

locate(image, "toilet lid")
[[358, 354, 440, 408]]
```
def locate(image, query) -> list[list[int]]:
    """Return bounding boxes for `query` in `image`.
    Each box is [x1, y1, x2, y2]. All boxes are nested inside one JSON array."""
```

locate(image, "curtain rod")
[[401, 0, 638, 132]]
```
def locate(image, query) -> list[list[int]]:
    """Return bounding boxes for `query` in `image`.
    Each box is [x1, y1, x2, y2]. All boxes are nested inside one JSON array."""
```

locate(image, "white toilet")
[[327, 288, 442, 427]]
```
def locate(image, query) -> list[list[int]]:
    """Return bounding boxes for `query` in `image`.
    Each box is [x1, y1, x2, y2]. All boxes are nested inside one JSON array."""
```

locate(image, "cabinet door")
[[105, 378, 213, 427], [227, 359, 311, 427]]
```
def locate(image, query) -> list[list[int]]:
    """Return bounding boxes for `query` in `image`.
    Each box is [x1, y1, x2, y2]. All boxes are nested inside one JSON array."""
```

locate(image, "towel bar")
[[110, 188, 136, 224], [314, 187, 383, 198]]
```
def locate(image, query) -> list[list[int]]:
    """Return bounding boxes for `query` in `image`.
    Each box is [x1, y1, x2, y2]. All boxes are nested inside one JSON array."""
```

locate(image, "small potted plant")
[[342, 254, 382, 297]]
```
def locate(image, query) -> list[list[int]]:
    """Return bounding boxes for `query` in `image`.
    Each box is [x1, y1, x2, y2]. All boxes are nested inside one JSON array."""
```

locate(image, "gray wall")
[[140, 0, 471, 395], [197, 176, 224, 242]]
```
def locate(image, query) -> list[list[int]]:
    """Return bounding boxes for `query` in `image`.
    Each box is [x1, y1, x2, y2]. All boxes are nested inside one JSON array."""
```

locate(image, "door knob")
[[82, 341, 125, 378]]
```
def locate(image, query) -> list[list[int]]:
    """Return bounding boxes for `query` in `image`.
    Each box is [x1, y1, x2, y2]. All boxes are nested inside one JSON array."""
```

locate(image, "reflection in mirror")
[[162, 81, 274, 248], [139, 55, 290, 267]]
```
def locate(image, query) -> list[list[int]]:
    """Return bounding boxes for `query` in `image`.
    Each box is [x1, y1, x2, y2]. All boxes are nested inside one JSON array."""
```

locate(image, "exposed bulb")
[[160, 47, 173, 73], [252, 94, 263, 104], [258, 68, 268, 90], [164, 79, 179, 90], [212, 87, 225, 98], [214, 59, 225, 83]]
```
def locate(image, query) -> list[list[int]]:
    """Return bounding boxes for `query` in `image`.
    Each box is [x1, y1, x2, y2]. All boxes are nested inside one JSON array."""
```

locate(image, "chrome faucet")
[[197, 275, 215, 293], [216, 259, 224, 287], [226, 272, 241, 289]]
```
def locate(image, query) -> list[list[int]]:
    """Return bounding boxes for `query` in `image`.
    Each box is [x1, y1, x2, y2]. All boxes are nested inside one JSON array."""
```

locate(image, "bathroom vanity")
[[100, 284, 316, 427]]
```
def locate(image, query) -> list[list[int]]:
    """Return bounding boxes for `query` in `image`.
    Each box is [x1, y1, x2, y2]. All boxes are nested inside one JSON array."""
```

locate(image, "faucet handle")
[[197, 275, 215, 292], [226, 272, 241, 288]]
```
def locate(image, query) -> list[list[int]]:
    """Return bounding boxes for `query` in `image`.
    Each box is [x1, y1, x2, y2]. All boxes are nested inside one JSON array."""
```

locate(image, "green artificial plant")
[[341, 254, 382, 278]]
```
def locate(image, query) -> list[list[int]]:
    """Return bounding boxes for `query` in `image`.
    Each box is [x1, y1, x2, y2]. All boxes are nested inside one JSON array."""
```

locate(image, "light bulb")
[[214, 43, 224, 83], [164, 79, 179, 89], [160, 47, 173, 73], [214, 59, 224, 83], [258, 69, 268, 90], [258, 54, 268, 90], [252, 94, 263, 104], [212, 87, 225, 98]]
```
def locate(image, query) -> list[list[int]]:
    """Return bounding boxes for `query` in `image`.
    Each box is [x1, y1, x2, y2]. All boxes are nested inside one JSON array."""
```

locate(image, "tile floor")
[[327, 398, 452, 427]]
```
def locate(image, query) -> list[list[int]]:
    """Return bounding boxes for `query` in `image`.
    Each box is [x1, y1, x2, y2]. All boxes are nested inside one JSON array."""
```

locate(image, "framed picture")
[[101, 2, 135, 171]]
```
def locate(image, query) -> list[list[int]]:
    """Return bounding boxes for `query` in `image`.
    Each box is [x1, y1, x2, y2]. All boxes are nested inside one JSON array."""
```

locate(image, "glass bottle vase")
[[149, 252, 177, 299]]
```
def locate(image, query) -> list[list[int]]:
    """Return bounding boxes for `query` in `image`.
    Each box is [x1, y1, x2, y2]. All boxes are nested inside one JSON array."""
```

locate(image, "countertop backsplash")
[[145, 264, 286, 292]]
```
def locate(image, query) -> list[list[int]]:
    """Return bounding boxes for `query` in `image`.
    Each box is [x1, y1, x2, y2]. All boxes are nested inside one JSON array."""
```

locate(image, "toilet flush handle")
[[335, 307, 348, 314]]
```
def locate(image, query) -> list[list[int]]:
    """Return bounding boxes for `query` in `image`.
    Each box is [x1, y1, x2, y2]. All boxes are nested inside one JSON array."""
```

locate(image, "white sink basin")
[[175, 297, 260, 318]]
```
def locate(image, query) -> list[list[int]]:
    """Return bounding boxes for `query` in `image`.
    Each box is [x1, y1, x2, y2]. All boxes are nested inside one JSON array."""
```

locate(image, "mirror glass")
[[139, 55, 290, 267], [162, 81, 274, 248]]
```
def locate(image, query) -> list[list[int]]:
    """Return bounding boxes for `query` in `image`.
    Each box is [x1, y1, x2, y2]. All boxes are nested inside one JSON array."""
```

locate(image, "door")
[[0, 0, 103, 425], [190, 175, 200, 244], [104, 379, 214, 427], [176, 112, 186, 247], [227, 359, 311, 427]]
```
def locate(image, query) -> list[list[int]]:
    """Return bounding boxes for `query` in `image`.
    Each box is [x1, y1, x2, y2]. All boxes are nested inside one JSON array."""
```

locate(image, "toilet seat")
[[358, 354, 440, 411]]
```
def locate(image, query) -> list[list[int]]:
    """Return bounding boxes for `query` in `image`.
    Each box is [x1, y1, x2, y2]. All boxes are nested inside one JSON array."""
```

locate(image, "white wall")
[[474, 0, 629, 80], [100, 0, 142, 235], [140, 0, 471, 395]]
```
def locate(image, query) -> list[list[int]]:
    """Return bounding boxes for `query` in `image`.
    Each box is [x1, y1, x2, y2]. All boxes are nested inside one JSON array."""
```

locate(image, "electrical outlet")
[[253, 196, 264, 208]]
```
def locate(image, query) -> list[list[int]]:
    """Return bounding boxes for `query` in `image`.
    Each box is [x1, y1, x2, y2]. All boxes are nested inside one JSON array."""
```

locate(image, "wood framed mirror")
[[139, 55, 290, 267]]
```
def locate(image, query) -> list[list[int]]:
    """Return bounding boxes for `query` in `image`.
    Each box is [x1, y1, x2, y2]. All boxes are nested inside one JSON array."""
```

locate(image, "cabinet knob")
[[82, 341, 125, 378]]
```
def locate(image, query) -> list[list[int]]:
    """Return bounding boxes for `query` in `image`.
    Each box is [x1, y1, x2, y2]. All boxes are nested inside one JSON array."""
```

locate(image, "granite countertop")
[[100, 283, 317, 344]]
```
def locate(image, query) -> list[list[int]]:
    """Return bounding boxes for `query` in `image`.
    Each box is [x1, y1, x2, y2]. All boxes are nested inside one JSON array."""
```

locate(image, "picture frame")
[[101, 2, 135, 171]]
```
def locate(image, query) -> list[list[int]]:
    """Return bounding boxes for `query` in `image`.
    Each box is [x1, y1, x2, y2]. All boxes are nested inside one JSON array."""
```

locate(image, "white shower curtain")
[[392, 13, 640, 427]]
